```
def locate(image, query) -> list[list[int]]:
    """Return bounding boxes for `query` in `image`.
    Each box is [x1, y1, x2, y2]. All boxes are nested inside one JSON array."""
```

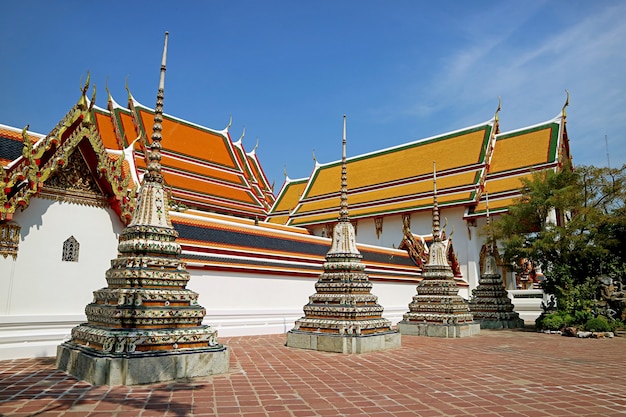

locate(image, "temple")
[[268, 98, 570, 299], [286, 116, 400, 353], [0, 35, 571, 358]]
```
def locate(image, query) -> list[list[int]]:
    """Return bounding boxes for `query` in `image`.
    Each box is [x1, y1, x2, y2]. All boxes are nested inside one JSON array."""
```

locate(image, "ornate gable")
[[38, 150, 109, 207], [0, 76, 138, 223]]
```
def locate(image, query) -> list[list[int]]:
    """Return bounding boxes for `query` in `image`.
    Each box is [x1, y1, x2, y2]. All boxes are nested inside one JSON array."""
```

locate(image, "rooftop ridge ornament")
[[562, 89, 570, 118], [494, 96, 502, 124]]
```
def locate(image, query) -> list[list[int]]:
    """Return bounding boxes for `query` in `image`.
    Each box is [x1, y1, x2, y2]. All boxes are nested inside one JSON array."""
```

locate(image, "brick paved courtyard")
[[1, 329, 625, 416]]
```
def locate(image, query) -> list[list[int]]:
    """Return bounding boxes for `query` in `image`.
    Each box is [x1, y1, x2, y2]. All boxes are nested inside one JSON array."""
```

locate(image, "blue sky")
[[2, 1, 625, 190]]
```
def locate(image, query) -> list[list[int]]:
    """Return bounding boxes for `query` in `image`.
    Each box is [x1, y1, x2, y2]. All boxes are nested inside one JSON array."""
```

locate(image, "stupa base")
[[397, 321, 481, 338], [475, 318, 526, 329], [286, 330, 401, 353], [56, 342, 229, 386]]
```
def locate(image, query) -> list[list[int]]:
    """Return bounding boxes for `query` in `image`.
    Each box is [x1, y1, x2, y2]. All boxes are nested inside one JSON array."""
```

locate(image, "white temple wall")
[[2, 198, 123, 315], [187, 269, 419, 337], [0, 197, 123, 360]]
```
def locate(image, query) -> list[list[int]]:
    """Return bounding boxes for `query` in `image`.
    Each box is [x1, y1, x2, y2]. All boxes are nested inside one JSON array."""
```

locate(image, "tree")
[[492, 161, 626, 324]]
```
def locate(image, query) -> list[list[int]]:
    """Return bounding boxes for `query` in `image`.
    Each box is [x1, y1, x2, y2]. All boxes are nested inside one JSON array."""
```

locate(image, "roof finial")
[[562, 89, 570, 118], [432, 161, 441, 241], [338, 114, 349, 222], [145, 31, 169, 183], [495, 96, 502, 124], [81, 71, 90, 96], [226, 115, 233, 131]]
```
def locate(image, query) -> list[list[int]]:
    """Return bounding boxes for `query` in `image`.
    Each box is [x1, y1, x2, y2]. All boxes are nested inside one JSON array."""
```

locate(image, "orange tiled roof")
[[466, 115, 568, 219], [268, 121, 495, 226], [91, 94, 275, 219]]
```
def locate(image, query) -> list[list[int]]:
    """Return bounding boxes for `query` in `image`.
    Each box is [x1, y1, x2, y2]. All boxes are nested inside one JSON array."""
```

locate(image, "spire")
[[432, 161, 441, 241], [145, 31, 168, 184], [485, 191, 495, 254], [339, 115, 349, 222]]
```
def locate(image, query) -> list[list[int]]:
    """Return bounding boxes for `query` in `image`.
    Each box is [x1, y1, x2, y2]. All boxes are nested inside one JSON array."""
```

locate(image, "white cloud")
[[405, 3, 626, 167]]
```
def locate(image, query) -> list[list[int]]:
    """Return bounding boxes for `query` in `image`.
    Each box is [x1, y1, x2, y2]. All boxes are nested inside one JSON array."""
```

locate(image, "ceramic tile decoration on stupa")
[[397, 163, 480, 338], [56, 33, 229, 385], [286, 116, 401, 353], [468, 193, 525, 329]]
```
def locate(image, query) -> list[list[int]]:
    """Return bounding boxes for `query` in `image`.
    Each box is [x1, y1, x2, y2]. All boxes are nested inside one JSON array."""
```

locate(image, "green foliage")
[[536, 313, 565, 331], [583, 316, 611, 332], [493, 162, 626, 325], [573, 310, 594, 325]]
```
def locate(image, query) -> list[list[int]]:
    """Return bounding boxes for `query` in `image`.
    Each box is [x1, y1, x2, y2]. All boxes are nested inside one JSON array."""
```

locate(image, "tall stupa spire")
[[339, 115, 349, 222], [145, 32, 168, 183], [432, 161, 441, 241], [286, 115, 400, 353]]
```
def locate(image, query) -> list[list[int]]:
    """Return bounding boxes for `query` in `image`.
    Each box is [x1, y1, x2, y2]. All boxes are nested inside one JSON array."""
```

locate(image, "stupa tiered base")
[[398, 245, 480, 338], [397, 321, 480, 338], [287, 328, 400, 354], [56, 342, 228, 386]]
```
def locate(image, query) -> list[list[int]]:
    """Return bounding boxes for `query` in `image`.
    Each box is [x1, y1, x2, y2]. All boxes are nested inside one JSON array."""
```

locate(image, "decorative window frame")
[[374, 216, 383, 239], [62, 236, 80, 262]]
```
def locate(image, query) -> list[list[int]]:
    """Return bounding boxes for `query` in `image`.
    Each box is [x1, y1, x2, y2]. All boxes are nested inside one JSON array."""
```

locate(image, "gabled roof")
[[266, 176, 309, 225], [466, 113, 570, 219], [93, 91, 275, 219], [0, 88, 137, 222], [171, 209, 422, 282], [1, 78, 276, 222], [267, 120, 496, 226]]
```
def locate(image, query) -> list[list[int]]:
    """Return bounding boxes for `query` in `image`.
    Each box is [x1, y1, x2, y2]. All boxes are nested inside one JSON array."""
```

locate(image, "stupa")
[[397, 163, 480, 338], [468, 193, 525, 329], [286, 116, 401, 353], [56, 33, 229, 385]]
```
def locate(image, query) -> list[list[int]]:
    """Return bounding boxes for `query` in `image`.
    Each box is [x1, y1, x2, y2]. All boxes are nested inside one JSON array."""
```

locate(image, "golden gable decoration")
[[0, 75, 138, 223]]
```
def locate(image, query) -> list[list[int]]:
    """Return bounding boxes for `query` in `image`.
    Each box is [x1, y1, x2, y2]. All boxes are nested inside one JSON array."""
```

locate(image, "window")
[[62, 236, 80, 262]]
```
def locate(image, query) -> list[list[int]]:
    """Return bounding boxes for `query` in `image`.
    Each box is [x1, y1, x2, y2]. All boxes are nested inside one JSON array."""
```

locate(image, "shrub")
[[584, 316, 611, 332], [538, 313, 565, 331], [573, 310, 594, 326]]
